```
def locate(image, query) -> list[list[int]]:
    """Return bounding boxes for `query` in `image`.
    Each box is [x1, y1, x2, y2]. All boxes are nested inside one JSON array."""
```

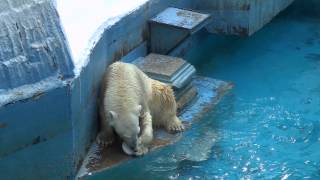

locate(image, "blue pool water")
[[90, 4, 320, 180]]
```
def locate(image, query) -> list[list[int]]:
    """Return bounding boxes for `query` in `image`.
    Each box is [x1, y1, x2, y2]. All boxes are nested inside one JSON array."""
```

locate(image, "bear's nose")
[[133, 146, 139, 152]]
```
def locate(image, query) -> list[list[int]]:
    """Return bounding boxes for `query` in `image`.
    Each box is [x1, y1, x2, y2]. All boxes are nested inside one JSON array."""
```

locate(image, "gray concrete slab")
[[150, 7, 210, 31]]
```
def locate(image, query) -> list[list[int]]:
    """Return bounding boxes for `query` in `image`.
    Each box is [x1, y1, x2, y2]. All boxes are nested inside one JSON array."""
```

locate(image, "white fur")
[[149, 80, 185, 132], [98, 62, 153, 155], [97, 62, 184, 156]]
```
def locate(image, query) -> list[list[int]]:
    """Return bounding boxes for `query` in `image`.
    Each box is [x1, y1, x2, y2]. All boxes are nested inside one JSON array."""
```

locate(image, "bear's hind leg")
[[165, 116, 185, 133]]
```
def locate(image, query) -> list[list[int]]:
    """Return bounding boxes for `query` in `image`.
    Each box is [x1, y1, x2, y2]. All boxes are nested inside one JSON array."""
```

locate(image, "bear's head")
[[108, 106, 142, 154]]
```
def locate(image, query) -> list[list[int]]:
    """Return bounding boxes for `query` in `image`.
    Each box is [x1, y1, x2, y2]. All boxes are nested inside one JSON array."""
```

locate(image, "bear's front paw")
[[134, 146, 149, 156], [122, 143, 149, 156], [166, 120, 185, 133], [96, 132, 114, 147]]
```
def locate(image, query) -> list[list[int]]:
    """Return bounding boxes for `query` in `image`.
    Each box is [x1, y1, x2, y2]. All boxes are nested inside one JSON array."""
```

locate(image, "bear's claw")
[[167, 121, 185, 133], [134, 146, 149, 156]]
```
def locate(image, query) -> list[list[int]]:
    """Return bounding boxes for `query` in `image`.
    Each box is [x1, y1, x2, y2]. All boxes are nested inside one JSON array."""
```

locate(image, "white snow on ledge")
[[0, 75, 68, 107], [56, 0, 148, 75]]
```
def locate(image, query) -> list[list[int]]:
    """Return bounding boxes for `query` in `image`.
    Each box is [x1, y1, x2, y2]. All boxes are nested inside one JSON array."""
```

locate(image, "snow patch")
[[0, 75, 68, 107], [56, 0, 148, 75]]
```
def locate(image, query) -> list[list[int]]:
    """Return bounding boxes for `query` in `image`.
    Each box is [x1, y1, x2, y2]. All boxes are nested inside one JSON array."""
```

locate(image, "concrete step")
[[132, 53, 196, 89], [149, 7, 211, 54], [76, 76, 233, 180], [132, 53, 197, 110]]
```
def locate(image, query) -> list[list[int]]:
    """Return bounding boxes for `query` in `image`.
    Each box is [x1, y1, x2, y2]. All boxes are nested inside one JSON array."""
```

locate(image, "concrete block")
[[133, 54, 196, 88], [191, 0, 294, 36], [149, 7, 210, 54], [176, 85, 198, 112], [150, 7, 210, 33]]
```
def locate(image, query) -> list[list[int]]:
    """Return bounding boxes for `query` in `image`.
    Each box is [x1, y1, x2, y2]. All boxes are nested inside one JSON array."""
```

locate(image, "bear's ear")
[[108, 111, 117, 127], [108, 111, 118, 120], [137, 105, 142, 114]]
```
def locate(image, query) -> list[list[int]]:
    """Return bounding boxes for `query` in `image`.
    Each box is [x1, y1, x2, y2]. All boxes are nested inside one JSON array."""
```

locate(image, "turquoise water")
[[91, 4, 320, 180]]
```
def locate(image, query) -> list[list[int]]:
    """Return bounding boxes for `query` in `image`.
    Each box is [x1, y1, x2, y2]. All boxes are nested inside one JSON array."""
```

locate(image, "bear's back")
[[103, 62, 151, 111]]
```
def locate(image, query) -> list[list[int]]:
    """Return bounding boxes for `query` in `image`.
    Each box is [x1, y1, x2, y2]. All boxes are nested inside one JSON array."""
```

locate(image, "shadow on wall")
[[284, 0, 320, 18]]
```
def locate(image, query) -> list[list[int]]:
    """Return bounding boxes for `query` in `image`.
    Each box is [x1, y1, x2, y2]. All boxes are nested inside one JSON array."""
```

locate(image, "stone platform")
[[76, 76, 233, 179], [133, 54, 196, 89]]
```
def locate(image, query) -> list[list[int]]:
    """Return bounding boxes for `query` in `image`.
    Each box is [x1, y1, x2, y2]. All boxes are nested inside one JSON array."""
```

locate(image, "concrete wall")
[[285, 0, 320, 18], [0, 131, 74, 180], [0, 0, 74, 90], [0, 0, 193, 179], [191, 0, 294, 36], [0, 83, 74, 180], [249, 0, 294, 35], [191, 0, 251, 36], [0, 0, 76, 179]]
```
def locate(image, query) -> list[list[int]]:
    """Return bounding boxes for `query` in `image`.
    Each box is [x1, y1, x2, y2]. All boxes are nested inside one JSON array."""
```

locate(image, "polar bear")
[[97, 62, 153, 156], [97, 61, 184, 156]]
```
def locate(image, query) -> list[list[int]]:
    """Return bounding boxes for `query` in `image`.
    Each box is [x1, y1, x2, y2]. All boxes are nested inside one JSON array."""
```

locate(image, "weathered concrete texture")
[[0, 131, 74, 180], [70, 47, 105, 171], [122, 42, 147, 63], [284, 0, 320, 18], [0, 0, 74, 90], [104, 0, 193, 63], [168, 28, 209, 58], [0, 83, 71, 157], [132, 53, 198, 115], [133, 54, 196, 88], [149, 8, 210, 54], [192, 0, 294, 36], [76, 76, 233, 180], [0, 80, 76, 180], [136, 54, 187, 78], [0, 1, 76, 179], [150, 25, 190, 54], [249, 0, 295, 35], [176, 85, 198, 112], [150, 7, 210, 31]]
